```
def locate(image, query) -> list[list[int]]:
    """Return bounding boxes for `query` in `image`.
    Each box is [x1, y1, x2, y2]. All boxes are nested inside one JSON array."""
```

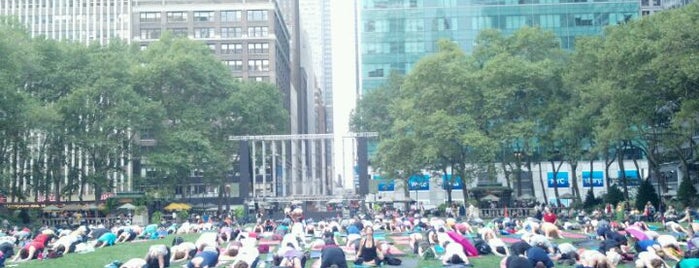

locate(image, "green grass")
[[7, 228, 678, 268], [11, 234, 200, 268]]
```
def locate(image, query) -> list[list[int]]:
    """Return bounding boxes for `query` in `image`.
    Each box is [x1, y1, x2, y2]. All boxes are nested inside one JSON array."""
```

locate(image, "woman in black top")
[[355, 226, 382, 266]]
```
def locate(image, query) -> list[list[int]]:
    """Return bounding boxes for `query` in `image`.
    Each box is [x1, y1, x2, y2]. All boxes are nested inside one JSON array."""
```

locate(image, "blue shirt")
[[637, 240, 658, 252], [188, 251, 218, 268], [98, 233, 117, 246], [347, 225, 360, 235], [526, 247, 554, 268]]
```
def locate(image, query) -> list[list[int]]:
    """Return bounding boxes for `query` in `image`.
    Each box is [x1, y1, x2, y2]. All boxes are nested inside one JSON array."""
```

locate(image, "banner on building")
[[582, 171, 604, 187], [408, 174, 429, 191], [443, 174, 463, 190], [374, 175, 395, 192], [547, 172, 570, 188], [616, 170, 640, 186]]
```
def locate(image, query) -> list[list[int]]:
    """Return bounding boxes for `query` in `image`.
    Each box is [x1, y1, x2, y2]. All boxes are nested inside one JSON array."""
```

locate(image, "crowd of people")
[[0, 202, 698, 268]]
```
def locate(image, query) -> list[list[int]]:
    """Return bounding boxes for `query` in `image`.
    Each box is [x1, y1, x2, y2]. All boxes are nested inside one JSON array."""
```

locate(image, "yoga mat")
[[258, 240, 281, 246], [393, 240, 411, 245], [560, 232, 588, 239], [501, 237, 522, 244]]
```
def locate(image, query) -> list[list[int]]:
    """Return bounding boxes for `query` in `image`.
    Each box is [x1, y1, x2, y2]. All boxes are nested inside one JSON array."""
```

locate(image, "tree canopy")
[[352, 3, 699, 205], [0, 25, 288, 204]]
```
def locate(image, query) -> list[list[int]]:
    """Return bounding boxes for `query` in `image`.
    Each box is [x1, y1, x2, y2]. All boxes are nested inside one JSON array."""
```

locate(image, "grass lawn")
[[6, 224, 677, 268], [10, 234, 200, 268]]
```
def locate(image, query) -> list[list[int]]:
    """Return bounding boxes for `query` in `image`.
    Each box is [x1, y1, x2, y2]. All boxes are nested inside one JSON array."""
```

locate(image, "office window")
[[140, 12, 160, 23], [574, 14, 594, 26], [194, 27, 215, 38], [249, 76, 270, 82], [221, 27, 243, 38], [432, 17, 453, 31], [207, 43, 216, 52], [247, 10, 268, 21], [472, 16, 492, 29], [140, 28, 161, 39], [368, 68, 384, 78], [167, 11, 187, 22], [168, 28, 188, 38], [248, 43, 269, 53], [224, 60, 243, 71], [539, 15, 561, 27], [248, 26, 268, 37], [221, 43, 243, 54], [506, 16, 526, 29], [193, 11, 214, 22], [405, 42, 425, 53], [221, 10, 242, 22], [247, 59, 270, 71], [405, 19, 424, 32]]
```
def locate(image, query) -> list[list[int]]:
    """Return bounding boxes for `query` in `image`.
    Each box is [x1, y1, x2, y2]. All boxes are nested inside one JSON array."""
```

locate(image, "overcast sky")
[[331, 0, 358, 188]]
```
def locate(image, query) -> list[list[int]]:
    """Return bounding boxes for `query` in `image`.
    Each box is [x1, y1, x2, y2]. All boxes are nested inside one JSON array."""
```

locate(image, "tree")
[[350, 72, 403, 135], [603, 185, 625, 207], [676, 178, 697, 207], [379, 40, 496, 203], [58, 41, 161, 201], [635, 178, 660, 211], [583, 189, 602, 210]]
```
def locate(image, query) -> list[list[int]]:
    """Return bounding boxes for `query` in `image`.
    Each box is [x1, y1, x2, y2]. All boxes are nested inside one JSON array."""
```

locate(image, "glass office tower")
[[359, 0, 640, 93]]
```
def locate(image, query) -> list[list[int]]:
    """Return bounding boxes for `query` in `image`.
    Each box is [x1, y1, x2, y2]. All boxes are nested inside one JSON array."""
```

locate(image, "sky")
[[330, 0, 359, 189]]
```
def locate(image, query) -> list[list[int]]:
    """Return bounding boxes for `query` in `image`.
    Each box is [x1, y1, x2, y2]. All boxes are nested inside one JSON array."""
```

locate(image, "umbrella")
[[42, 205, 61, 212], [291, 200, 303, 205], [117, 203, 137, 210], [559, 193, 574, 199], [482, 194, 500, 202], [164, 203, 191, 211], [328, 199, 342, 204]]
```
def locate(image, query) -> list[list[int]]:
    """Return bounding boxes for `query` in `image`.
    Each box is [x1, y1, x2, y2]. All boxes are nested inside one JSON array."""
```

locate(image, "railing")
[[41, 217, 123, 227], [477, 207, 566, 219]]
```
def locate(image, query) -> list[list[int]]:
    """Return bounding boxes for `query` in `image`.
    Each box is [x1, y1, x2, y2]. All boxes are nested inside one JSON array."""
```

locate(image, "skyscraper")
[[358, 0, 640, 94], [131, 0, 295, 131], [0, 0, 131, 44]]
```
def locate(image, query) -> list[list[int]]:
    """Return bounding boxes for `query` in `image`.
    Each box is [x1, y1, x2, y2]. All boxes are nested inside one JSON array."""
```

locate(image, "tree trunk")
[[550, 160, 564, 207], [618, 143, 629, 200], [570, 162, 581, 204], [443, 167, 453, 205], [538, 163, 548, 203], [604, 150, 615, 191]]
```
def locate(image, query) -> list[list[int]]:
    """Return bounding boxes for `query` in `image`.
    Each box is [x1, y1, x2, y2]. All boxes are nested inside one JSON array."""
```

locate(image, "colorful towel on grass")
[[384, 246, 406, 256], [393, 239, 411, 245], [390, 236, 411, 242], [561, 232, 588, 239], [501, 237, 522, 244], [258, 239, 281, 246], [340, 245, 357, 254]]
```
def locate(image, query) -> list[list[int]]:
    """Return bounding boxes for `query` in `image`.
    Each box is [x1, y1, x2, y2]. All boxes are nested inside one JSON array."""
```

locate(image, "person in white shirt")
[[441, 242, 470, 266]]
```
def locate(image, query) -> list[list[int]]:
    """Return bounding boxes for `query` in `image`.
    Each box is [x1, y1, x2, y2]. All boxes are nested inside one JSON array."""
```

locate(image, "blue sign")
[[373, 175, 395, 192], [408, 174, 429, 191], [378, 181, 395, 191], [547, 172, 570, 188], [582, 171, 604, 187], [617, 170, 640, 186], [443, 174, 463, 190]]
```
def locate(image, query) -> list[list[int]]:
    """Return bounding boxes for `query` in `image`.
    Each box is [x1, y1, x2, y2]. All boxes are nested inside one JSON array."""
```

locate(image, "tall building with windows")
[[0, 0, 131, 44], [132, 0, 293, 120], [358, 0, 640, 93]]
